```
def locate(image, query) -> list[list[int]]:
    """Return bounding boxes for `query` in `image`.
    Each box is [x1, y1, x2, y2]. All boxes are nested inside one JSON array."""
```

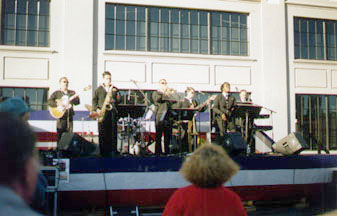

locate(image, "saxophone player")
[[92, 71, 121, 157]]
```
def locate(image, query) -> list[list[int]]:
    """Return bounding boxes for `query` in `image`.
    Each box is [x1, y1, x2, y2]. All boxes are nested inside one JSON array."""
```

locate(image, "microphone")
[[198, 90, 205, 95], [130, 79, 136, 83], [128, 89, 131, 101]]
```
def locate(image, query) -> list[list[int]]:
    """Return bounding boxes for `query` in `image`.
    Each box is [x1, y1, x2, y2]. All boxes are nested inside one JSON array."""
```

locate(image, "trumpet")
[[163, 87, 177, 96]]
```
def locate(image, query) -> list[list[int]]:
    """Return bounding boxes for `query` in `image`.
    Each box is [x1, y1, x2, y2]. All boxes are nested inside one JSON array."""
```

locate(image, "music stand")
[[171, 108, 198, 156], [117, 105, 146, 155], [234, 103, 261, 141]]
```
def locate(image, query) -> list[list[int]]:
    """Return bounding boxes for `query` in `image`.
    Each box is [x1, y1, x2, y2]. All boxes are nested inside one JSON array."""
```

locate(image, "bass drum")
[[117, 133, 140, 155]]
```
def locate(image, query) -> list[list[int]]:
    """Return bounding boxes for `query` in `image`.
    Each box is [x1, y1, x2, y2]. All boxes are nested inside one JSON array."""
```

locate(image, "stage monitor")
[[216, 132, 247, 156], [272, 132, 308, 155]]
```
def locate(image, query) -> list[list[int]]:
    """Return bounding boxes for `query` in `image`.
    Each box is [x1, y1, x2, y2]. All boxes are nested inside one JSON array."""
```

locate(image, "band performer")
[[213, 82, 236, 136], [152, 79, 173, 156], [239, 89, 251, 103], [92, 71, 121, 157], [48, 77, 80, 144], [176, 87, 211, 152]]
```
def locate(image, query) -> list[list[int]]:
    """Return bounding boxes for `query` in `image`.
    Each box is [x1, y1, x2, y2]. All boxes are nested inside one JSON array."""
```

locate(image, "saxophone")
[[97, 86, 113, 123]]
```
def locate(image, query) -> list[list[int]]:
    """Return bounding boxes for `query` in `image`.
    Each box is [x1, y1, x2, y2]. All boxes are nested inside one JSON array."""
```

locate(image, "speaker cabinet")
[[272, 132, 308, 155], [58, 132, 96, 157], [216, 132, 247, 155]]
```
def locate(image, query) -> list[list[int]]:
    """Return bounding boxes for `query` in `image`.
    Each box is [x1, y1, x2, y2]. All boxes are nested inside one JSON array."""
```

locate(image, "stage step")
[[255, 125, 273, 131], [257, 114, 270, 119]]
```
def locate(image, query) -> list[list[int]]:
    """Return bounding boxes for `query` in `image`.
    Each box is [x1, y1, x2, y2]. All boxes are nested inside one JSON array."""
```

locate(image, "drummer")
[[175, 87, 210, 152]]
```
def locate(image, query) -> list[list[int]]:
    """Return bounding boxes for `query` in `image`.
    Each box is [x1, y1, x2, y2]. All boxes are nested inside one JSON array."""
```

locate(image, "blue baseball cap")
[[0, 97, 30, 117]]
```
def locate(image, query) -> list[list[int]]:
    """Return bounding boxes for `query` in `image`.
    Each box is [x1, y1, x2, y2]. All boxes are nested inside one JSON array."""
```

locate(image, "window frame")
[[105, 4, 249, 57], [0, 0, 50, 47]]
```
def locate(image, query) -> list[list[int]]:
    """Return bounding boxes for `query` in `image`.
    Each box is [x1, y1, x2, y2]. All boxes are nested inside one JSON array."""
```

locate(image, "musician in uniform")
[[92, 71, 121, 157], [239, 89, 252, 103], [237, 89, 254, 151], [213, 82, 236, 137], [176, 87, 211, 152], [48, 77, 80, 144], [152, 79, 173, 156]]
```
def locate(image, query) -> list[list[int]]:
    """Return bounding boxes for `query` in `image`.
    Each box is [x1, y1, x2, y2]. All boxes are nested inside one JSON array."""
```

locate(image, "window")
[[105, 4, 249, 56], [1, 0, 50, 47], [296, 94, 337, 151], [294, 17, 337, 61], [0, 87, 49, 110]]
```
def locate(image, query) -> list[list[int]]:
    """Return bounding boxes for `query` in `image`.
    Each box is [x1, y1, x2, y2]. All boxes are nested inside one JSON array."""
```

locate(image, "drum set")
[[116, 104, 155, 156]]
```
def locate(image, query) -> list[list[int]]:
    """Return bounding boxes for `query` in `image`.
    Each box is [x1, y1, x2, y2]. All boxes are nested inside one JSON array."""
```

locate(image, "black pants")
[[155, 118, 172, 155], [56, 118, 73, 144], [98, 110, 118, 157], [216, 117, 235, 137]]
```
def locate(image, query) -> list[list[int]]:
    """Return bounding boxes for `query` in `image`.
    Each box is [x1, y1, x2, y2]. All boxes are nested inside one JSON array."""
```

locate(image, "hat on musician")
[[0, 96, 30, 118]]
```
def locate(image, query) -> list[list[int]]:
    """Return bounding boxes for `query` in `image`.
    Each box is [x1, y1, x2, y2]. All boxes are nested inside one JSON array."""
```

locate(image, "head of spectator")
[[180, 143, 239, 188], [0, 113, 38, 203], [0, 97, 30, 122]]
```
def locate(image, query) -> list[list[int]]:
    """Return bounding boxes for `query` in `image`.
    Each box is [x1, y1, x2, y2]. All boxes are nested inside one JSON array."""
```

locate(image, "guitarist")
[[48, 77, 80, 145], [213, 82, 236, 137], [176, 87, 212, 152], [92, 71, 121, 157]]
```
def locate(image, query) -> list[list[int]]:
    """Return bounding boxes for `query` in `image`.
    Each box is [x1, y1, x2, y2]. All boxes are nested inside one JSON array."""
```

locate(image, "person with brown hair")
[[0, 113, 42, 216], [163, 143, 247, 216]]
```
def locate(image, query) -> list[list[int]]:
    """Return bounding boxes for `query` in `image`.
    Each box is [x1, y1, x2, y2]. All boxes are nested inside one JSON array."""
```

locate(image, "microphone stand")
[[130, 80, 152, 150]]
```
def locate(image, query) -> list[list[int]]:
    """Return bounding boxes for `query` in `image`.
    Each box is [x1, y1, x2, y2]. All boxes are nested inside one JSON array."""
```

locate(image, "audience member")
[[0, 113, 43, 216], [0, 97, 48, 212], [163, 143, 247, 216]]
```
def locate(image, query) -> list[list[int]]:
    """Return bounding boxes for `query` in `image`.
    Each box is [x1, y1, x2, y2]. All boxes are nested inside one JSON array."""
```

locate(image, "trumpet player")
[[92, 71, 121, 157], [152, 79, 173, 156], [213, 82, 236, 137]]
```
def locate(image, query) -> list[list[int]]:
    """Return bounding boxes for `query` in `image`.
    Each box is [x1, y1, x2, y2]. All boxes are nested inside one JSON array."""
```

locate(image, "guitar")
[[49, 85, 91, 119]]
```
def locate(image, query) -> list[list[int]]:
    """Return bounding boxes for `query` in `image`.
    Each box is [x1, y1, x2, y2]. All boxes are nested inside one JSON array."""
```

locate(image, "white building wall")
[[286, 0, 337, 133], [2, 0, 337, 143], [259, 0, 289, 141]]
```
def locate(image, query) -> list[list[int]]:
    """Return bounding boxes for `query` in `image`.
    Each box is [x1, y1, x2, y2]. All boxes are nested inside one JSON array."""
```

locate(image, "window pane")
[[39, 0, 49, 16], [106, 4, 114, 19], [136, 36, 146, 50], [26, 88, 36, 106], [329, 96, 337, 149], [126, 7, 136, 49], [16, 0, 27, 45], [14, 88, 25, 98], [38, 31, 48, 47], [106, 34, 114, 50], [1, 88, 14, 98], [37, 88, 48, 110], [106, 19, 114, 35]]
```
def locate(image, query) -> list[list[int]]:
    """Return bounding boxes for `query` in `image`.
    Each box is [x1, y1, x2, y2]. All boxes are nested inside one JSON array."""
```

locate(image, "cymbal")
[[85, 104, 93, 112]]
